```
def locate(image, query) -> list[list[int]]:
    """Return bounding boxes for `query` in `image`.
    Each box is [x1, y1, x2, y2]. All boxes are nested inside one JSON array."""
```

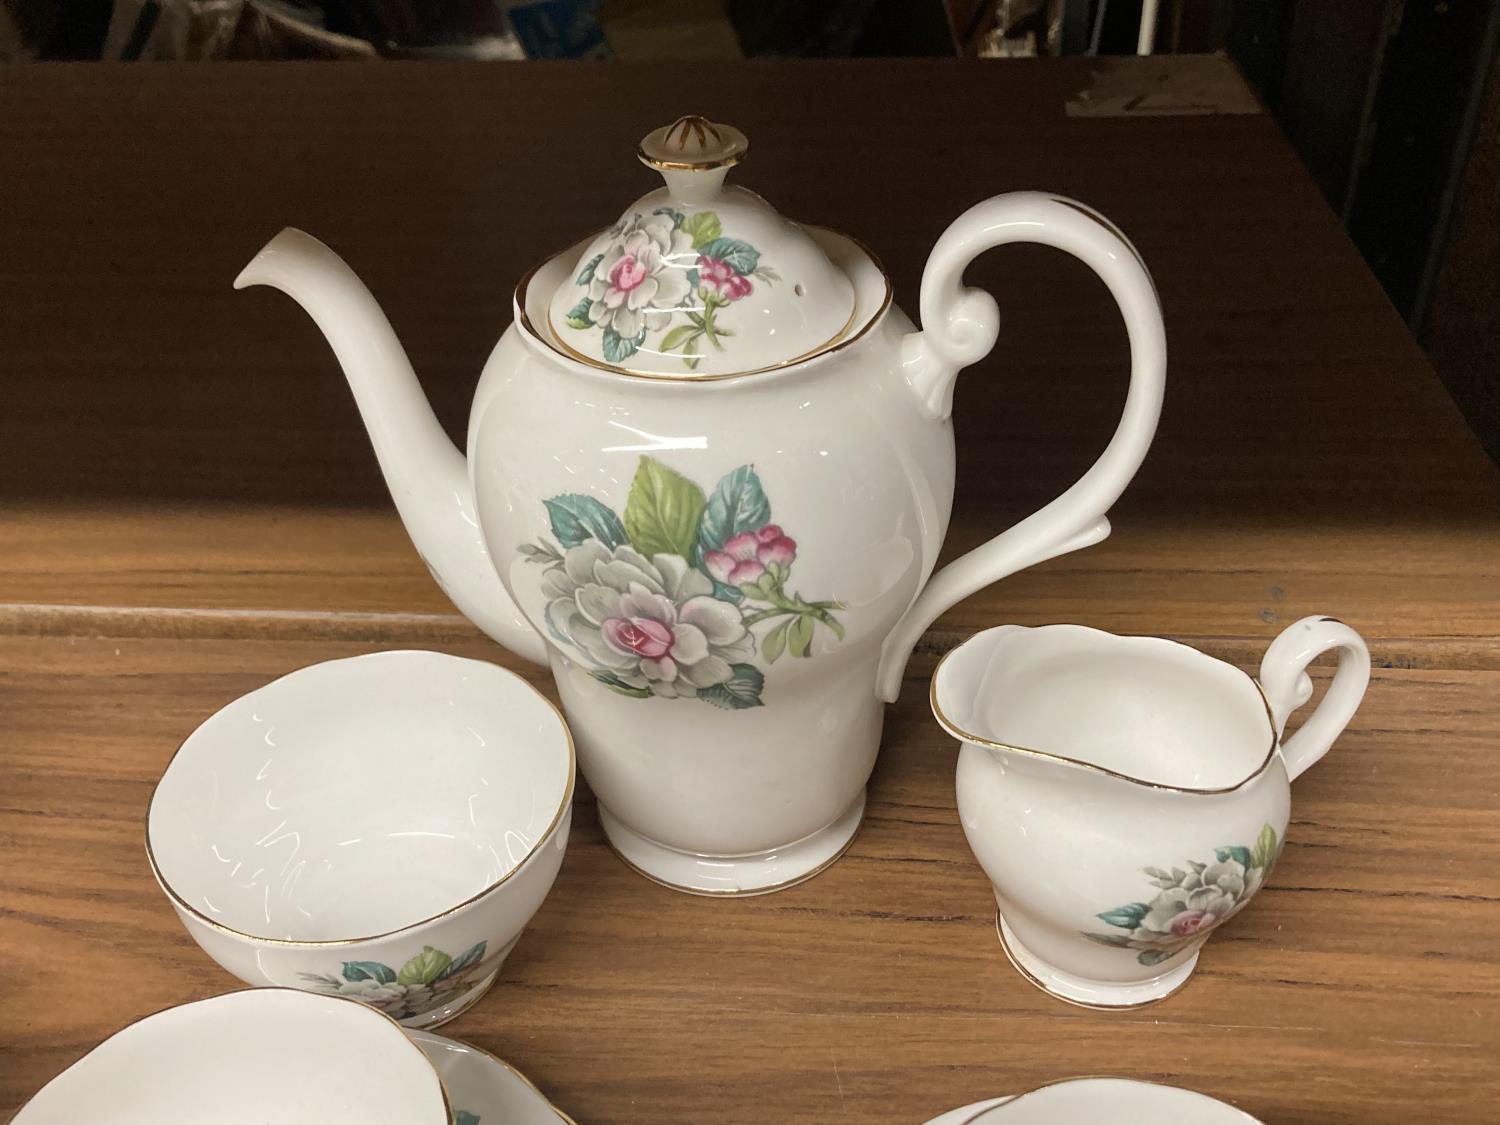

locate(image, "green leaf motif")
[[1096, 902, 1151, 930], [695, 236, 760, 275], [659, 323, 701, 351], [564, 296, 594, 330], [575, 253, 604, 286], [761, 618, 791, 665], [341, 960, 396, 984], [602, 326, 644, 364], [455, 1112, 482, 1125], [397, 946, 453, 986], [1251, 823, 1279, 871], [593, 671, 653, 699], [544, 494, 627, 550], [682, 210, 722, 248], [813, 608, 846, 642], [787, 615, 814, 659], [623, 456, 707, 560], [696, 465, 771, 556], [436, 940, 487, 982], [697, 663, 765, 710], [1215, 846, 1253, 870], [653, 206, 685, 227], [1137, 948, 1173, 967]]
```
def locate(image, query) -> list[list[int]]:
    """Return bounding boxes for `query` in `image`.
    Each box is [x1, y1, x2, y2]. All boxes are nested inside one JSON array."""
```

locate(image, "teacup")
[[933, 616, 1369, 1008], [12, 988, 453, 1123], [147, 650, 574, 1028]]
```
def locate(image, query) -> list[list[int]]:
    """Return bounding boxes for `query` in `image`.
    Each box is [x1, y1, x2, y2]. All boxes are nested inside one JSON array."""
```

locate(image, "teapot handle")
[[1257, 616, 1371, 781], [876, 192, 1166, 702]]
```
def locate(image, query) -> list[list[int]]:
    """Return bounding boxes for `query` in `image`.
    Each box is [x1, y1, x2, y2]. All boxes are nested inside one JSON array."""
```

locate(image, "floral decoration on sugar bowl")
[[300, 940, 489, 1022], [519, 455, 843, 708], [1084, 825, 1281, 966], [563, 209, 779, 369]]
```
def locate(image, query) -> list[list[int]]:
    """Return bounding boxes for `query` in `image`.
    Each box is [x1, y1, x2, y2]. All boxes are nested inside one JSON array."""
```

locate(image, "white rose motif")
[[335, 979, 406, 1007], [586, 213, 694, 342], [543, 540, 753, 698]]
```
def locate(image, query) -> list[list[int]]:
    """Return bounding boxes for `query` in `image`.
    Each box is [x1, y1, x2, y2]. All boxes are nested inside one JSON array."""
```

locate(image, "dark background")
[[6, 0, 1499, 463]]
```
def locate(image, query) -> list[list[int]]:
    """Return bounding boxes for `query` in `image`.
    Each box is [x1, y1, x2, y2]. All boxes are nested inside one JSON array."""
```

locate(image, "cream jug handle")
[[876, 193, 1166, 702], [1257, 616, 1371, 781]]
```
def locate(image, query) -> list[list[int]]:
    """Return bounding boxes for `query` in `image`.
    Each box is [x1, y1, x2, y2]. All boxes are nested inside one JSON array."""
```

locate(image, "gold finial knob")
[[638, 115, 748, 171]]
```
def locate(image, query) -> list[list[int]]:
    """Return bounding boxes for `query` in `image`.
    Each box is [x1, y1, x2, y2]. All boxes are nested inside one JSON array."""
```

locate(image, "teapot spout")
[[234, 229, 547, 665]]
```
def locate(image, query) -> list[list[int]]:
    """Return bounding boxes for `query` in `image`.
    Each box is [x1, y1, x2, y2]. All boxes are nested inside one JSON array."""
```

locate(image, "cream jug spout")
[[234, 229, 546, 664]]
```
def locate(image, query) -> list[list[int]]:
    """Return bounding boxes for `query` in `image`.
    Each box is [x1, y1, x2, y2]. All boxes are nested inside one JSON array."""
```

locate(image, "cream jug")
[[234, 116, 1167, 895], [933, 616, 1370, 1006]]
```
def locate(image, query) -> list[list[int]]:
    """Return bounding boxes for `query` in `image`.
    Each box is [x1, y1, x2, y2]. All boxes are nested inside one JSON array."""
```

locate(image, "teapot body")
[[234, 184, 1171, 896], [468, 277, 953, 889]]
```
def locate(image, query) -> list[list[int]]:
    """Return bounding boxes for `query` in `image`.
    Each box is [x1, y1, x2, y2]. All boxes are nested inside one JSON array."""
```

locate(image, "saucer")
[[930, 1079, 1259, 1123], [410, 1030, 575, 1124], [923, 1096, 1013, 1124]]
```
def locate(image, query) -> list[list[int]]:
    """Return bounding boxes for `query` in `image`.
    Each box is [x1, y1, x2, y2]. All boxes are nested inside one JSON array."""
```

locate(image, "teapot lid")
[[546, 115, 857, 378]]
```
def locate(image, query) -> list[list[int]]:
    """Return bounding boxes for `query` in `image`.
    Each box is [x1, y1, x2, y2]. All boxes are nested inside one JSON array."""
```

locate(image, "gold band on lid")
[[637, 115, 748, 171]]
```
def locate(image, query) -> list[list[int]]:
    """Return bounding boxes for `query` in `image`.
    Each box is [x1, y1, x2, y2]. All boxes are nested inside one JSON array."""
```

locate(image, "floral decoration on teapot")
[[562, 209, 780, 369], [520, 456, 843, 707]]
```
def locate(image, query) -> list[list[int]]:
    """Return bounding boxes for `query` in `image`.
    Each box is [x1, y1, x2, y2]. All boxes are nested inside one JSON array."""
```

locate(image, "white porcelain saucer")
[[926, 1079, 1259, 1124], [410, 1030, 574, 1125], [923, 1096, 1013, 1124], [599, 790, 865, 896]]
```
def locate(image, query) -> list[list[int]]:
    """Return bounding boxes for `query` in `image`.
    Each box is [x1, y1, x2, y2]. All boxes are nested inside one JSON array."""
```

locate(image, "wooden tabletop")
[[2, 57, 1498, 1124]]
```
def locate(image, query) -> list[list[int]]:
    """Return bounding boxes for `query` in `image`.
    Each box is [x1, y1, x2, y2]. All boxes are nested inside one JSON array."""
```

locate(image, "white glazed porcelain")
[[11, 989, 453, 1124], [147, 650, 574, 1027], [923, 1096, 1013, 1124], [934, 616, 1370, 1008], [943, 1078, 1259, 1123], [411, 1030, 576, 1124], [234, 116, 1166, 896]]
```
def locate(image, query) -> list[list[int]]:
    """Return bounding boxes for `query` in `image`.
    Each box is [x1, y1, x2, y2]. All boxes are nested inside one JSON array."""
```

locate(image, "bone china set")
[[16, 117, 1372, 1123]]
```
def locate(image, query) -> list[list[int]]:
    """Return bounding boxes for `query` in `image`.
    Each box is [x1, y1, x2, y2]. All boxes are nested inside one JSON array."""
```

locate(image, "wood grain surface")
[[2, 636, 1497, 1124], [2, 56, 1499, 1125]]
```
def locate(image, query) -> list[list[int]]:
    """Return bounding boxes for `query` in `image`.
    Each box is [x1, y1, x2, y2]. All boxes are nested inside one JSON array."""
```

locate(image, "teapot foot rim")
[[995, 912, 1198, 1010], [599, 793, 865, 898]]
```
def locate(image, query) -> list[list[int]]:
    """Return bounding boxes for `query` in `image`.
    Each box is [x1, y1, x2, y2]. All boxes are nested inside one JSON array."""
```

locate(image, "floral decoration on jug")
[[520, 456, 843, 707], [1084, 825, 1281, 965], [300, 940, 489, 1022], [563, 209, 779, 369]]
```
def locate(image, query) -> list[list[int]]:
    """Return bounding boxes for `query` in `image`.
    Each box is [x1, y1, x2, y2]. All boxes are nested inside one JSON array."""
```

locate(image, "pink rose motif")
[[704, 525, 798, 587], [606, 254, 649, 294], [1169, 910, 1217, 937], [698, 255, 754, 302], [600, 615, 674, 660]]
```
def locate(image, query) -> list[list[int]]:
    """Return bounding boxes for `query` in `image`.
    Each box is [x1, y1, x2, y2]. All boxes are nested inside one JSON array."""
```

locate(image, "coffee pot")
[[235, 115, 1166, 895]]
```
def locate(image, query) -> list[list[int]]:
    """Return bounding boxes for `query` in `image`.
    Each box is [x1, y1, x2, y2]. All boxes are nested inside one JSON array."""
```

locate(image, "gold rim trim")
[[994, 912, 1187, 1012], [545, 298, 860, 380], [959, 1068, 1262, 1124], [636, 149, 745, 172], [145, 651, 578, 949], [604, 808, 864, 899], [929, 632, 1281, 796], [515, 226, 893, 383], [13, 988, 456, 1123], [413, 1030, 578, 1125]]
